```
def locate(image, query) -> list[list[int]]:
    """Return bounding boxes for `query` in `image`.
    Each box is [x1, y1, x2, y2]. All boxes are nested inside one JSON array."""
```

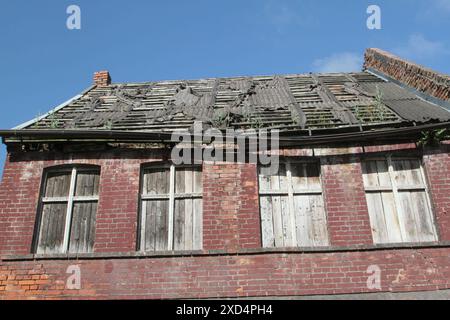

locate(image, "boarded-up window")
[[362, 157, 437, 244], [259, 161, 329, 248], [36, 167, 100, 254], [139, 164, 202, 251]]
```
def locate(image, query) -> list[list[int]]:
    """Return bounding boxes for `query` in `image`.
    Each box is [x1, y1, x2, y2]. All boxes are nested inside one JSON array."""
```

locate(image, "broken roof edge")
[[366, 68, 450, 112], [12, 85, 96, 130], [364, 48, 450, 105], [105, 71, 369, 87]]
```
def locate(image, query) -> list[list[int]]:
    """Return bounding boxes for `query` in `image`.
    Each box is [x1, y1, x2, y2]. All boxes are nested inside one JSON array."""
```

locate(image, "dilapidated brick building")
[[1, 48, 450, 299]]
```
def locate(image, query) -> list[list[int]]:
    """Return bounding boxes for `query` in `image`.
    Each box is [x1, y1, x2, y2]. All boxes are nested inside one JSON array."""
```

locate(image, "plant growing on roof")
[[104, 119, 113, 130], [354, 105, 364, 123], [211, 110, 232, 128], [418, 128, 450, 147], [374, 85, 387, 122], [48, 113, 60, 129], [316, 113, 328, 126]]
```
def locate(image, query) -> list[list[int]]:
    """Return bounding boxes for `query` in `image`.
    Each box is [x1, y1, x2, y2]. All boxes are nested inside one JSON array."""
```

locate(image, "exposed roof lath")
[[15, 71, 450, 134]]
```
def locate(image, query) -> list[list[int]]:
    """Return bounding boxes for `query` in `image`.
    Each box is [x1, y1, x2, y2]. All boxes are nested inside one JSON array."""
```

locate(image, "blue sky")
[[1, 0, 450, 179]]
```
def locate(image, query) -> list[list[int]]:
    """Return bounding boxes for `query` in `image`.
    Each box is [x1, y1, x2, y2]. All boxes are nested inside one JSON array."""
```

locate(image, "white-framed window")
[[36, 166, 100, 254], [139, 164, 203, 252], [258, 160, 329, 248], [362, 156, 438, 244]]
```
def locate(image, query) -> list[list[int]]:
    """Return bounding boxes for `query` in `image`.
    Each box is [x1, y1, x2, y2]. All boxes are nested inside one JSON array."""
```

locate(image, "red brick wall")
[[203, 162, 261, 251], [1, 247, 450, 299], [0, 154, 40, 255], [321, 156, 373, 246], [423, 144, 450, 241], [1, 142, 450, 299]]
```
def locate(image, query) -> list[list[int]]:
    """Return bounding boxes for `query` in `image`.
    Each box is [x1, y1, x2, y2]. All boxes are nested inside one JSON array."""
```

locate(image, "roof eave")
[[1, 121, 449, 147], [12, 85, 96, 130]]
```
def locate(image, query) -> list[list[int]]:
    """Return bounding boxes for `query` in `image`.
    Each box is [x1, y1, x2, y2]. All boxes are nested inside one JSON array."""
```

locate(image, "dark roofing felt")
[[24, 71, 450, 133]]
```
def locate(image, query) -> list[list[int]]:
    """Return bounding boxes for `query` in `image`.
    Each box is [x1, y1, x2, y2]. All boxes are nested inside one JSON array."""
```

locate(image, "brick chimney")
[[93, 71, 111, 87], [364, 48, 450, 102]]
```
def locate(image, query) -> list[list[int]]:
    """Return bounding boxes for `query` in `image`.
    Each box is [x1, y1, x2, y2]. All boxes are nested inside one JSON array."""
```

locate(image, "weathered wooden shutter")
[[259, 161, 329, 248], [362, 158, 437, 244], [140, 165, 202, 252], [37, 167, 100, 254], [69, 171, 99, 253]]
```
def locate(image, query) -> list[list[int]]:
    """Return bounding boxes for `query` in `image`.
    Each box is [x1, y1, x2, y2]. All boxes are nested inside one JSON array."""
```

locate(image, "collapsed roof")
[[16, 71, 450, 134], [1, 48, 450, 147]]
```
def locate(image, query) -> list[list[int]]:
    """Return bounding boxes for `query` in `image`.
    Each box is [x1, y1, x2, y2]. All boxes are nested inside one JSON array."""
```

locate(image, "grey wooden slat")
[[193, 167, 202, 193], [260, 196, 275, 248], [38, 203, 67, 254], [192, 198, 203, 250], [184, 170, 193, 250], [37, 204, 52, 254], [411, 191, 437, 242], [45, 172, 71, 198], [87, 202, 97, 252], [69, 202, 81, 253], [173, 199, 185, 250], [145, 200, 156, 251], [366, 192, 389, 243], [69, 202, 97, 253], [175, 169, 186, 194], [280, 195, 291, 246], [155, 200, 169, 251], [75, 171, 99, 196]]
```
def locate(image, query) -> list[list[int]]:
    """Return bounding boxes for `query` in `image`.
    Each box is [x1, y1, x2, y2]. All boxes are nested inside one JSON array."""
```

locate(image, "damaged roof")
[[16, 71, 450, 134]]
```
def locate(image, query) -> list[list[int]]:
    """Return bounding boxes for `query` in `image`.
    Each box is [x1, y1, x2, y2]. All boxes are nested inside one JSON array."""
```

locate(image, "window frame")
[[34, 165, 101, 254], [361, 155, 438, 243], [258, 158, 329, 248], [138, 163, 203, 252]]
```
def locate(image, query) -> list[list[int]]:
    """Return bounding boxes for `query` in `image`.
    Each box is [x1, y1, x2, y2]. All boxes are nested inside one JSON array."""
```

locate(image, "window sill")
[[2, 241, 450, 262]]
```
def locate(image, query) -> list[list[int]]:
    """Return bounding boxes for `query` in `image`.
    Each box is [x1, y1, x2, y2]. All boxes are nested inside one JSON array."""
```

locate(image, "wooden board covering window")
[[259, 161, 329, 248], [362, 157, 437, 244], [140, 165, 202, 252], [36, 167, 100, 254]]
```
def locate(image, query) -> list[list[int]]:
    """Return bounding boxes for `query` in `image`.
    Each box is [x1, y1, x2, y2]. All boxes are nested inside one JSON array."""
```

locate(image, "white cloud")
[[419, 0, 450, 20], [312, 52, 363, 73], [263, 0, 316, 33], [393, 34, 449, 60]]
